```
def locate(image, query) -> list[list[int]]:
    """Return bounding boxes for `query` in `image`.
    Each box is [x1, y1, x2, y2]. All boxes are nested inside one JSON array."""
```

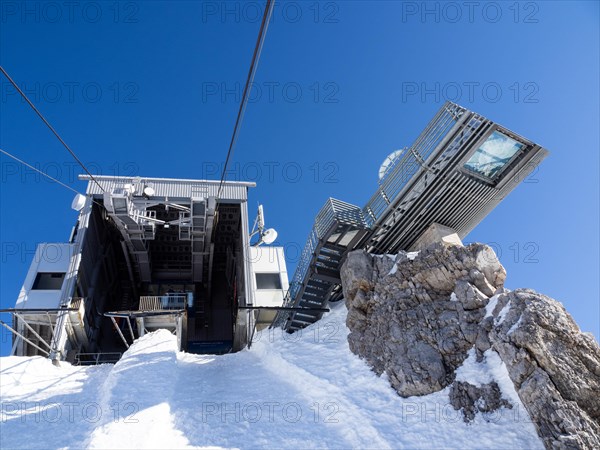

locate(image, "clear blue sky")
[[1, 1, 598, 355]]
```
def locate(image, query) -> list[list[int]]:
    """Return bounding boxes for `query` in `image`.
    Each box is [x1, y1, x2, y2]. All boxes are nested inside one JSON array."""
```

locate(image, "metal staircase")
[[276, 199, 369, 332]]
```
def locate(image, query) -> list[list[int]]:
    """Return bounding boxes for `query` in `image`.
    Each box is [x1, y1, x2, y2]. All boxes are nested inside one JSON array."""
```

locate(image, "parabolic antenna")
[[71, 194, 87, 211], [261, 228, 278, 245], [378, 149, 406, 181], [143, 186, 155, 197]]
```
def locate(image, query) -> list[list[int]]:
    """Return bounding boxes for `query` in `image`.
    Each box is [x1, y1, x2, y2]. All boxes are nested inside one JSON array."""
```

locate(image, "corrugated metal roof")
[[79, 175, 255, 201]]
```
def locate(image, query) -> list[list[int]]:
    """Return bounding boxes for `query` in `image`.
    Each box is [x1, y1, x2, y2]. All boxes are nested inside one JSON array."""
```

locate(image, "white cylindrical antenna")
[[257, 204, 265, 231]]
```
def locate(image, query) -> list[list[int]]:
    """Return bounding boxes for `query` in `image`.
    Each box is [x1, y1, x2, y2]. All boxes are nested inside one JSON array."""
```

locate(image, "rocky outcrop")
[[340, 243, 600, 449], [449, 381, 511, 422]]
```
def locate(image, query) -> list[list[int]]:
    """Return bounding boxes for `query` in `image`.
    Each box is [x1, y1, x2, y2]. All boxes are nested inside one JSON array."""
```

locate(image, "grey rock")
[[449, 380, 512, 422], [490, 289, 600, 449], [340, 242, 600, 449]]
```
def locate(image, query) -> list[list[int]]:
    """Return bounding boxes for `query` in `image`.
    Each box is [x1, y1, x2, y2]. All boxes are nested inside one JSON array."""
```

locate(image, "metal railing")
[[363, 102, 467, 227], [287, 199, 366, 303], [74, 352, 122, 365], [139, 294, 190, 311]]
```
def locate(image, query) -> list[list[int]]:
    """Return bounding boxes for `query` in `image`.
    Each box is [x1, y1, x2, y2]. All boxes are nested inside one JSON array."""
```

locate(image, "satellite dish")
[[124, 183, 135, 194], [261, 228, 278, 245], [250, 203, 278, 245], [378, 149, 406, 181], [143, 186, 155, 197], [71, 194, 86, 211]]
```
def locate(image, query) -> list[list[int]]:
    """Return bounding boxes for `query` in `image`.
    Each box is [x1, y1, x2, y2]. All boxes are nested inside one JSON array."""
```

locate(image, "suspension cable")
[[0, 66, 105, 193], [0, 147, 103, 207], [215, 0, 275, 202]]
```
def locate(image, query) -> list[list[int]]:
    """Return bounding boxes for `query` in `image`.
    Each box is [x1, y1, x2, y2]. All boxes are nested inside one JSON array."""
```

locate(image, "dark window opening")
[[255, 273, 282, 290], [32, 272, 66, 290]]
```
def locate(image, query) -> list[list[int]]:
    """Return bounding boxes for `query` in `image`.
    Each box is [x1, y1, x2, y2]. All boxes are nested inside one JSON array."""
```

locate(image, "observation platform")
[[276, 102, 548, 332]]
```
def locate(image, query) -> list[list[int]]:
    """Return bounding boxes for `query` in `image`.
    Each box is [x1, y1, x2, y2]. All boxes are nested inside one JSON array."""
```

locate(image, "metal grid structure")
[[364, 102, 466, 226], [361, 103, 547, 253], [277, 102, 549, 332], [80, 175, 254, 202]]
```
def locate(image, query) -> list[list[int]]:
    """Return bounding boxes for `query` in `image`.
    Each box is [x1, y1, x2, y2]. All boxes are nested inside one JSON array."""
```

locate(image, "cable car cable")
[[0, 66, 105, 193], [215, 0, 275, 203], [0, 147, 103, 208]]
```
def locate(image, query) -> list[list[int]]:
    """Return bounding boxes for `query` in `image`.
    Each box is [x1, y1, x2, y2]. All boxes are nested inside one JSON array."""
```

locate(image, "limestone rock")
[[340, 242, 600, 449], [449, 381, 512, 422]]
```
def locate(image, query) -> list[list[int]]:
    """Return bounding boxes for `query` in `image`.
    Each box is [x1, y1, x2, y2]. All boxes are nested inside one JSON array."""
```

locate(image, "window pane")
[[112, 197, 128, 214], [255, 273, 282, 290], [464, 131, 524, 179], [32, 272, 66, 290]]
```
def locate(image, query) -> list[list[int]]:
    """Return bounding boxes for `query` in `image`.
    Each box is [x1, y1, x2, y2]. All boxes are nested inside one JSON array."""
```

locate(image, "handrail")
[[363, 102, 466, 227], [139, 294, 190, 311], [74, 352, 122, 365]]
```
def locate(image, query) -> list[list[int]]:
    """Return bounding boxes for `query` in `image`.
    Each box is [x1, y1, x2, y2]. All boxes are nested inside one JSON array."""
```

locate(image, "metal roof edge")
[[77, 174, 257, 187]]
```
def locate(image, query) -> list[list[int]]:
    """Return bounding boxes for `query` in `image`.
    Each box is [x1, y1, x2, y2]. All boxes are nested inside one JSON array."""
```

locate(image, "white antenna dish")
[[378, 149, 406, 181], [250, 204, 278, 246], [261, 228, 278, 245], [71, 194, 86, 211], [143, 186, 155, 197]]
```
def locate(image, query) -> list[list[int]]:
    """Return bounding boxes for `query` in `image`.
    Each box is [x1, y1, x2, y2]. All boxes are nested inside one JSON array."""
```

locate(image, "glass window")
[[112, 197, 128, 214], [464, 131, 524, 179], [255, 273, 282, 290], [32, 272, 66, 290]]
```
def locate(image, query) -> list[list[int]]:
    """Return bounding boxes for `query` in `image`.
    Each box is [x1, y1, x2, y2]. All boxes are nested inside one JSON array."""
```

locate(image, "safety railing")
[[287, 199, 366, 303], [139, 294, 191, 311], [363, 101, 467, 227], [74, 352, 123, 365]]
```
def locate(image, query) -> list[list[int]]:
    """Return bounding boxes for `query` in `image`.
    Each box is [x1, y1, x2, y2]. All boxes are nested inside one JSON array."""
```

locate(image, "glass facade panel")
[[464, 131, 524, 179]]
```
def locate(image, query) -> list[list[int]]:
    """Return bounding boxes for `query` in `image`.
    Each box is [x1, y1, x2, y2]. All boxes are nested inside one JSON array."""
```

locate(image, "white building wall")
[[249, 246, 289, 307], [15, 243, 74, 310]]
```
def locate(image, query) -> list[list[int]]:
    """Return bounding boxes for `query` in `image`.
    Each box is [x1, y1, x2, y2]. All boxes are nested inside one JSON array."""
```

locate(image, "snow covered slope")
[[0, 304, 542, 449]]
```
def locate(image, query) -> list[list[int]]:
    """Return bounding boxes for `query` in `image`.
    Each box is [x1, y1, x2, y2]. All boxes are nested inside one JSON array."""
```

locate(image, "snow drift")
[[1, 302, 542, 449]]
